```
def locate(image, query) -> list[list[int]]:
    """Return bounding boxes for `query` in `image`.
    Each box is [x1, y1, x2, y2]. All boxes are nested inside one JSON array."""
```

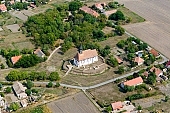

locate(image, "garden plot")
[[9, 11, 28, 21], [47, 92, 99, 113], [6, 24, 20, 33]]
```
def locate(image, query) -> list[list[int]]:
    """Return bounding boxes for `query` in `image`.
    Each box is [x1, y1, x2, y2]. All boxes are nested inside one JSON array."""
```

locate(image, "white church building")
[[73, 48, 98, 67]]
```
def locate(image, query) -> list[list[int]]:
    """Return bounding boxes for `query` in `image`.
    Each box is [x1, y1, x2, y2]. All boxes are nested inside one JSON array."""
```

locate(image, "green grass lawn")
[[118, 7, 145, 23]]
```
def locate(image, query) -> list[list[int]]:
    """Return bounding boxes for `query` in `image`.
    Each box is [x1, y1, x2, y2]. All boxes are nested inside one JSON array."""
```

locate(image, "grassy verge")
[[15, 104, 52, 113], [118, 7, 145, 23]]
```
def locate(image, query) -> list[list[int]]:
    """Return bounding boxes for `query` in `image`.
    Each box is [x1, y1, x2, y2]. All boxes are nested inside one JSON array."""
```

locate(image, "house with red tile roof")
[[11, 55, 22, 65], [94, 2, 106, 10], [0, 4, 7, 12], [150, 66, 163, 77], [111, 101, 123, 111], [149, 49, 160, 58], [134, 57, 144, 66], [80, 6, 99, 17], [104, 9, 117, 18], [74, 49, 98, 67], [111, 101, 136, 112], [121, 77, 143, 88], [115, 56, 123, 64]]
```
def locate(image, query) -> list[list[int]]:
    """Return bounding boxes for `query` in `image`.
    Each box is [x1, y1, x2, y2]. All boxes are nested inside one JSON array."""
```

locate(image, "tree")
[[115, 26, 125, 36], [147, 72, 156, 85], [108, 2, 118, 9], [69, 0, 82, 11], [124, 85, 135, 92], [31, 89, 38, 93], [109, 10, 125, 21], [107, 56, 118, 67], [100, 45, 111, 57], [92, 30, 105, 40], [6, 70, 19, 81], [48, 72, 60, 81], [117, 66, 125, 74], [137, 105, 142, 110], [14, 54, 41, 68], [1, 64, 5, 69], [165, 95, 169, 102], [46, 81, 53, 88], [55, 82, 60, 87], [25, 89, 31, 96], [5, 87, 12, 93], [25, 80, 34, 89], [9, 102, 19, 111], [117, 40, 125, 49]]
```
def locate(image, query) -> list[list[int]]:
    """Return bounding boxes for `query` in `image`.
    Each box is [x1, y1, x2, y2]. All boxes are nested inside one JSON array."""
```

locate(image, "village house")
[[111, 101, 136, 113], [34, 49, 45, 58], [149, 49, 160, 58], [94, 2, 106, 10], [73, 47, 98, 67], [20, 99, 28, 107], [134, 57, 144, 66], [121, 76, 143, 88], [0, 4, 7, 12], [11, 55, 22, 65], [103, 9, 117, 18], [80, 6, 99, 17], [111, 101, 123, 111], [115, 55, 123, 64], [150, 66, 163, 77], [12, 81, 27, 99]]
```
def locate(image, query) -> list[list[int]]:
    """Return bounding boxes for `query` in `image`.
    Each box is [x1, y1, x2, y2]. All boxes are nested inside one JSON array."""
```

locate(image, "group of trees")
[[0, 49, 45, 68], [14, 54, 44, 68], [106, 55, 118, 67], [6, 70, 60, 81], [24, 1, 109, 53], [109, 10, 125, 21]]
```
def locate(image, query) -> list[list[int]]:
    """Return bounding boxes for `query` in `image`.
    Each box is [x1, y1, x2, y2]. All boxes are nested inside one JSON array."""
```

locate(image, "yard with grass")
[[88, 82, 163, 109], [118, 7, 145, 23]]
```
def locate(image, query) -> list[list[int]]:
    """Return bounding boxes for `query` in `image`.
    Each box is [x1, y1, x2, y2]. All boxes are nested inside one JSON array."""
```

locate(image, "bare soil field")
[[47, 92, 100, 113], [117, 0, 170, 59]]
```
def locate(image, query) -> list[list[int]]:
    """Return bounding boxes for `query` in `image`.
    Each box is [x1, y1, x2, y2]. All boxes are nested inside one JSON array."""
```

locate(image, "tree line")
[[6, 70, 60, 81]]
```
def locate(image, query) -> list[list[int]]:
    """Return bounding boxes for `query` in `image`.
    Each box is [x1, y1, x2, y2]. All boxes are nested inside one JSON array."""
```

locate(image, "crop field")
[[47, 92, 99, 113], [117, 0, 170, 59]]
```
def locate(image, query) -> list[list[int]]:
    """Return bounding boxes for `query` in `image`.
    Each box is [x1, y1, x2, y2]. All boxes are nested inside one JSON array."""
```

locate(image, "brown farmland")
[[117, 0, 170, 59], [47, 92, 99, 113]]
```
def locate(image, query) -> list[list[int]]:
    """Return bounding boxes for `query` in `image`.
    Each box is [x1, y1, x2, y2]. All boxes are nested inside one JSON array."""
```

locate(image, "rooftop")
[[13, 81, 27, 95], [75, 49, 98, 61], [124, 77, 143, 86], [111, 101, 123, 110], [134, 57, 144, 63], [150, 66, 162, 76], [150, 49, 159, 57], [11, 55, 22, 64], [0, 4, 7, 11], [34, 49, 45, 57], [80, 6, 99, 17]]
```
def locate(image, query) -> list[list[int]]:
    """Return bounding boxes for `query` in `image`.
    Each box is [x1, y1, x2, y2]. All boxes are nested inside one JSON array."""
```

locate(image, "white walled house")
[[74, 49, 98, 67]]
